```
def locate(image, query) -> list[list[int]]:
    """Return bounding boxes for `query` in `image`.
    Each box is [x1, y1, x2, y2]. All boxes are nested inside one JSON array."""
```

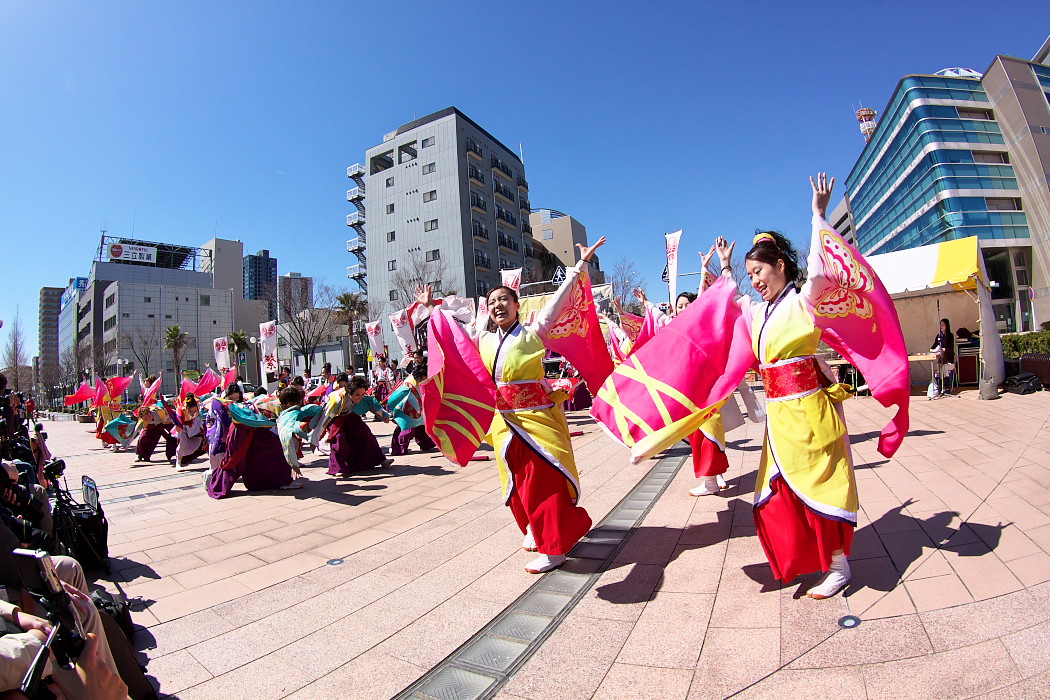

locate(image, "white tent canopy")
[[866, 236, 1005, 388]]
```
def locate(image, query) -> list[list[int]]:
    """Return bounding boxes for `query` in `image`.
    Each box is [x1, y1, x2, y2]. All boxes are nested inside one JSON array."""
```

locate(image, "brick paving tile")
[[37, 390, 1050, 697]]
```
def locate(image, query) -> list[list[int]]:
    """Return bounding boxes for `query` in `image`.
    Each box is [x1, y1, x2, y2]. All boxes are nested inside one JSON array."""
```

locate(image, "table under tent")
[[866, 235, 1005, 390]]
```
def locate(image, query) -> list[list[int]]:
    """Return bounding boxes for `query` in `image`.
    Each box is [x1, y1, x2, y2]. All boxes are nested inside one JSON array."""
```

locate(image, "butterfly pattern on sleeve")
[[813, 229, 875, 321]]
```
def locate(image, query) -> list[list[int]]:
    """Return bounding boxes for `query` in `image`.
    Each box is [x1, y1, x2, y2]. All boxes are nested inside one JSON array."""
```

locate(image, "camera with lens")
[[0, 463, 38, 512], [43, 458, 66, 482], [12, 549, 86, 698]]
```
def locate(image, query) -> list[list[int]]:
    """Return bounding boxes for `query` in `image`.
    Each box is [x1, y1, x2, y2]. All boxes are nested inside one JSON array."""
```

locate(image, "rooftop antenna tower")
[[856, 106, 878, 142]]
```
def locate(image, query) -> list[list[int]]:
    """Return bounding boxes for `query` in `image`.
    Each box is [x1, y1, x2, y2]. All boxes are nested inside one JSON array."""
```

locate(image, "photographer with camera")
[[0, 537, 126, 698], [0, 463, 52, 553]]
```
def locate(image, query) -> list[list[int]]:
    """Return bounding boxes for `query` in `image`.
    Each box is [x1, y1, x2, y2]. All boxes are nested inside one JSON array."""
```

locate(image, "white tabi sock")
[[808, 552, 851, 599]]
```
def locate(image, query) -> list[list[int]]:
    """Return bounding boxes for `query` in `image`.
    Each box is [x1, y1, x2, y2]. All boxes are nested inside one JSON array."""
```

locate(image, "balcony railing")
[[496, 208, 517, 226], [498, 235, 520, 253], [466, 140, 483, 158], [494, 182, 516, 202], [347, 264, 366, 279], [474, 256, 492, 270], [521, 221, 533, 235], [519, 198, 531, 211], [347, 212, 366, 227], [517, 176, 529, 190], [347, 238, 365, 253], [524, 246, 536, 258], [491, 157, 513, 178], [346, 186, 365, 202], [470, 196, 488, 212], [347, 163, 366, 178], [472, 222, 490, 240], [468, 165, 486, 184]]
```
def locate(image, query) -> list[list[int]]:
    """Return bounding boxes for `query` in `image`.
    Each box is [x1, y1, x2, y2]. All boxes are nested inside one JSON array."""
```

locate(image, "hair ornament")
[[753, 232, 776, 245]]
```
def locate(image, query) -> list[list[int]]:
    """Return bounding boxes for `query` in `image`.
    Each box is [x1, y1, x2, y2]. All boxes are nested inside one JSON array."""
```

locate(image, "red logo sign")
[[110, 244, 123, 259]]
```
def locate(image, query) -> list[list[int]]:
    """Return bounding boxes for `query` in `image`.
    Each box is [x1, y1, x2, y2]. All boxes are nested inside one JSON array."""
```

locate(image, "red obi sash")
[[760, 357, 828, 401], [496, 382, 553, 412]]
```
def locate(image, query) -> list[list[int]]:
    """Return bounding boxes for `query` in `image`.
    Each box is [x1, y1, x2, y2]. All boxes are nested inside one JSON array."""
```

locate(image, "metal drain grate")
[[393, 446, 690, 700]]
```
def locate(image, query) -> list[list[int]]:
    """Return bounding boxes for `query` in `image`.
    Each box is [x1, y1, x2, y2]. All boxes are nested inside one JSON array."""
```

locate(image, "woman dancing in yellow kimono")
[[592, 174, 909, 600], [416, 237, 608, 574], [712, 173, 885, 598]]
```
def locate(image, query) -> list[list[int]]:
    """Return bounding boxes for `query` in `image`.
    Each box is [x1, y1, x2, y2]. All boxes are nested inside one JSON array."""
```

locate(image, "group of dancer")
[[416, 173, 909, 600], [76, 358, 438, 498], [72, 173, 905, 599]]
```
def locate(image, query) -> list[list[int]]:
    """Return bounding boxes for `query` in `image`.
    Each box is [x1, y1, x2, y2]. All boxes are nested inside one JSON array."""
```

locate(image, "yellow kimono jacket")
[[751, 284, 857, 524], [478, 323, 576, 504], [471, 261, 594, 504]]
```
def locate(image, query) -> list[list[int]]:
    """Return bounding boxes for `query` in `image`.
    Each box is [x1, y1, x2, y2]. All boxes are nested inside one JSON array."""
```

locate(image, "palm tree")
[[228, 330, 251, 383], [163, 325, 189, 380], [335, 291, 368, 371]]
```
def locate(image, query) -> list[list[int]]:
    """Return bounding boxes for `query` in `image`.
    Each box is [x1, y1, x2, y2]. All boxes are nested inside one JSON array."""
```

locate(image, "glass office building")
[[834, 45, 1050, 333]]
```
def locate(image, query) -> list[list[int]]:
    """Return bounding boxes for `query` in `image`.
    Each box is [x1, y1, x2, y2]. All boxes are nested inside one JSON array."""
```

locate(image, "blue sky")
[[1, 1, 1044, 358]]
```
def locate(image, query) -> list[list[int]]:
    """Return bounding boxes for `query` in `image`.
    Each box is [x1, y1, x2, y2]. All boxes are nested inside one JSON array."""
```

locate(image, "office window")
[[422, 137, 434, 148], [200, 294, 211, 306], [422, 162, 436, 174], [147, 314, 155, 318], [429, 279, 442, 293], [386, 177, 394, 187], [388, 260, 397, 271], [387, 231, 396, 242], [165, 314, 173, 320], [388, 289, 398, 301], [386, 203, 395, 214], [543, 229, 554, 240], [187, 360, 198, 371], [105, 294, 115, 308], [423, 190, 437, 202], [424, 219, 439, 232], [144, 296, 151, 303], [426, 249, 441, 262]]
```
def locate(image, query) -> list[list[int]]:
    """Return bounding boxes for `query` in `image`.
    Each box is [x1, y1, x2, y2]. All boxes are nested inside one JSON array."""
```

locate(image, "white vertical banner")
[[388, 309, 415, 357], [473, 296, 489, 334], [259, 320, 279, 385], [213, 337, 231, 372], [665, 229, 682, 305], [501, 268, 522, 294], [365, 321, 385, 357]]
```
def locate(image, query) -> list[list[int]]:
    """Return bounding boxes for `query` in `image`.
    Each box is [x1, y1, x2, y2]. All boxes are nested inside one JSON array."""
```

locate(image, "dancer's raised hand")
[[810, 172, 835, 218], [415, 284, 435, 307], [576, 236, 607, 262], [701, 244, 717, 273], [715, 236, 735, 272]]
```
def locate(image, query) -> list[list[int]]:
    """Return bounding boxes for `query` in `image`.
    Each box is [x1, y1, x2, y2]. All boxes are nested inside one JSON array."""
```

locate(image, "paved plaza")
[[42, 388, 1050, 699]]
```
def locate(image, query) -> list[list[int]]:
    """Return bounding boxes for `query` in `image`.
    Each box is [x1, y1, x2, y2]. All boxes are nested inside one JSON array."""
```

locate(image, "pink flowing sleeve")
[[591, 277, 757, 463], [420, 309, 496, 466], [531, 261, 615, 390], [802, 214, 911, 457]]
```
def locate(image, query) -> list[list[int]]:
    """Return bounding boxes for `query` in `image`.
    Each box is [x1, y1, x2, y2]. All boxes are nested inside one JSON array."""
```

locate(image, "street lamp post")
[[115, 358, 130, 403], [249, 336, 260, 387]]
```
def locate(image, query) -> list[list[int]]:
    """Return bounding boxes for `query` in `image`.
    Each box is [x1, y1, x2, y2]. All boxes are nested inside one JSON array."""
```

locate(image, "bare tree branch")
[[609, 258, 646, 312], [389, 251, 457, 309], [276, 281, 346, 374], [122, 320, 162, 379], [1, 309, 29, 391]]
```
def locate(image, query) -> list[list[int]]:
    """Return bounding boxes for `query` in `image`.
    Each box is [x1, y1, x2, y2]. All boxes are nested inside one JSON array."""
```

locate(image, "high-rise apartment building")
[[278, 272, 314, 322], [832, 42, 1050, 332], [348, 107, 535, 355], [244, 249, 278, 320], [37, 287, 63, 394]]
